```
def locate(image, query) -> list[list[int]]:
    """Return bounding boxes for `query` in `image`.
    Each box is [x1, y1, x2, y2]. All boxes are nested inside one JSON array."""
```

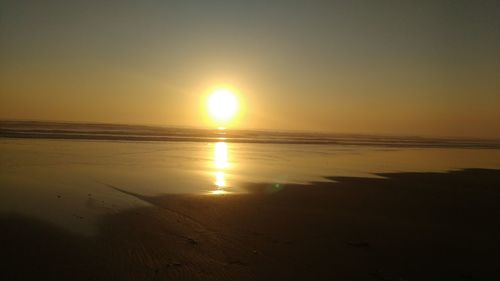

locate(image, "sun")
[[207, 88, 238, 124]]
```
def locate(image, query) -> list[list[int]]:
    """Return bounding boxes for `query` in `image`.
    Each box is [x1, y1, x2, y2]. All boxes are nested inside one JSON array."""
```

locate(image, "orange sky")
[[1, 1, 499, 138]]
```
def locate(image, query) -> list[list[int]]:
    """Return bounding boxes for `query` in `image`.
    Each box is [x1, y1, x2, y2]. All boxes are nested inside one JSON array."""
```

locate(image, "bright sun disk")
[[207, 89, 238, 123]]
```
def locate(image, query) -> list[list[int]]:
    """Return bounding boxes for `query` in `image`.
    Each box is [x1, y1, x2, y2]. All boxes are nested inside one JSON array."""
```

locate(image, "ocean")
[[1, 120, 500, 234]]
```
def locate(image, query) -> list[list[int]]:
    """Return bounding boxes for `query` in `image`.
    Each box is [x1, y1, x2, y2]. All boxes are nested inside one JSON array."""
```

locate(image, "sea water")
[[1, 121, 500, 234]]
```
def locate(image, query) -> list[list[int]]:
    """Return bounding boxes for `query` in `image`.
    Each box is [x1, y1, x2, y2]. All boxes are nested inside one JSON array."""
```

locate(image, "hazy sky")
[[1, 0, 499, 138]]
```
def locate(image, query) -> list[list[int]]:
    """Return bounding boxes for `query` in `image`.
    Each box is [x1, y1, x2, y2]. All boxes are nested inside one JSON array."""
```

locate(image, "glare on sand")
[[207, 88, 238, 125]]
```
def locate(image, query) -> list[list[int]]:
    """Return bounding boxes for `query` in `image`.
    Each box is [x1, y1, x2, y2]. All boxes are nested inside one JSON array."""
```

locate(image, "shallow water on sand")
[[1, 138, 500, 234]]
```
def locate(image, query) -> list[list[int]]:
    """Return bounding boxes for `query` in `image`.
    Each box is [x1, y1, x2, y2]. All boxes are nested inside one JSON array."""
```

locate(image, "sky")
[[1, 0, 499, 138]]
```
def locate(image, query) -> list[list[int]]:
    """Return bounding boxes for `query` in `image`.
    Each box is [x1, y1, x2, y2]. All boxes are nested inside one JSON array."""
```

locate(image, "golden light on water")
[[211, 141, 229, 195], [214, 142, 229, 169], [214, 171, 225, 187], [207, 88, 238, 125]]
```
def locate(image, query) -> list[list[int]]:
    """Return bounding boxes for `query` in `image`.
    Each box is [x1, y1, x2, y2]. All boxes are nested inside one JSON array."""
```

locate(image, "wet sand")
[[2, 168, 500, 281]]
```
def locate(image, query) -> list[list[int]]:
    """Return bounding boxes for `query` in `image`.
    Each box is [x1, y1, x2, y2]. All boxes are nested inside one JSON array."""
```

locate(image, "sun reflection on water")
[[214, 142, 229, 169], [214, 171, 225, 187], [210, 141, 230, 195]]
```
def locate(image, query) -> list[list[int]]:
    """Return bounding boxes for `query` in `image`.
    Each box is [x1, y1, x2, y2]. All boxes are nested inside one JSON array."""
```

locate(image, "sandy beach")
[[2, 168, 500, 281]]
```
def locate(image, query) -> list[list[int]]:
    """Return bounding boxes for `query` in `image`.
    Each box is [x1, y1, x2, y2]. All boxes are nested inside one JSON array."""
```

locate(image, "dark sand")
[[2, 169, 500, 281]]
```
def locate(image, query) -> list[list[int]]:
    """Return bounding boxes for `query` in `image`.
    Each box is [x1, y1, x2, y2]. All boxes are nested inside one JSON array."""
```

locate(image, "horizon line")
[[1, 118, 500, 143]]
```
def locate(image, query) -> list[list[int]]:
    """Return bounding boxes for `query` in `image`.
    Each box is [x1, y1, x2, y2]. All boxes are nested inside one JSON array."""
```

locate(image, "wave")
[[1, 120, 499, 148]]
